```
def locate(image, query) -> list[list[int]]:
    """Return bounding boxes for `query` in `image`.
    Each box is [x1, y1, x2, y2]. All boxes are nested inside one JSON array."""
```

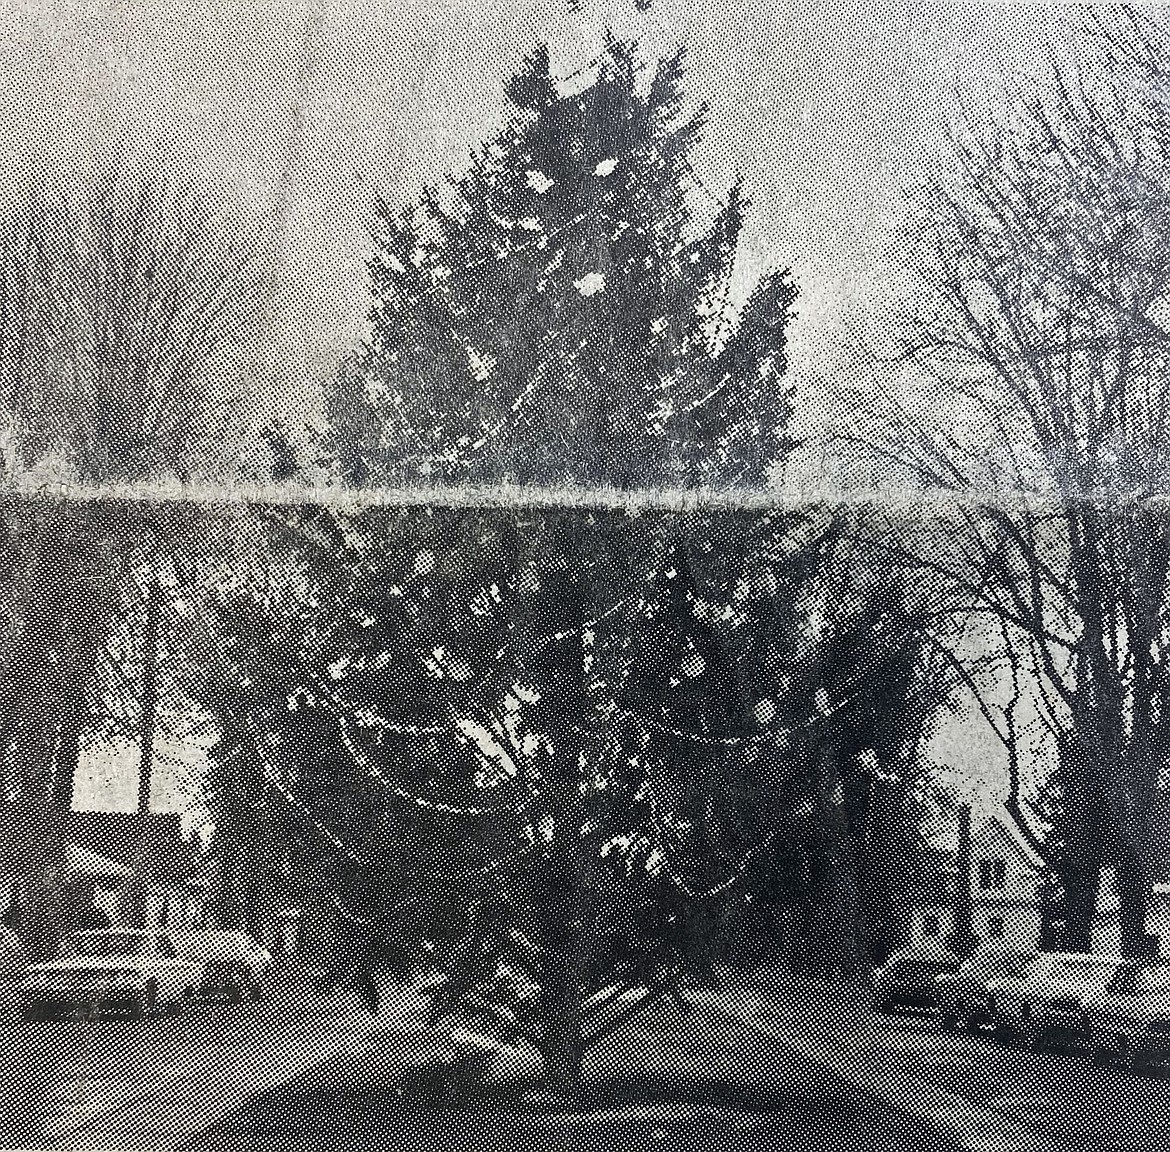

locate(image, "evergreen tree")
[[326, 40, 797, 488]]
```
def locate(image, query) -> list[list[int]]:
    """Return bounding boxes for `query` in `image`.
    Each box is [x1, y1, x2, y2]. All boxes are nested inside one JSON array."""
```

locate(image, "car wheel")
[[989, 1011, 1013, 1043], [1018, 1005, 1045, 1052], [1117, 1035, 1139, 1075], [133, 979, 159, 1021], [227, 967, 246, 1005]]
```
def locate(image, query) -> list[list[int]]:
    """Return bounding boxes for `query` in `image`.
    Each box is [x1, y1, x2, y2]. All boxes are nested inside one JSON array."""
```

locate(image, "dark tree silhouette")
[[0, 146, 267, 958]]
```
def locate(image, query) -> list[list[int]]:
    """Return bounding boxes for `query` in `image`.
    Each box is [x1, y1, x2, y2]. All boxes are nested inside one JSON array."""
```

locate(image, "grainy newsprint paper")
[[0, 2, 1168, 1150]]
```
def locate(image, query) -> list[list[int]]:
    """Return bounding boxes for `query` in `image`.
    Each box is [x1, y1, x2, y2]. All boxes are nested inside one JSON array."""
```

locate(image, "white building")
[[906, 807, 1046, 951], [969, 809, 1046, 949]]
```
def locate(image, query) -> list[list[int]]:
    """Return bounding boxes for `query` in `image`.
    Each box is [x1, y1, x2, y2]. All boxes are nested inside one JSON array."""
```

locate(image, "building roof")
[[0, 805, 198, 887], [64, 842, 135, 881], [65, 812, 198, 888], [974, 808, 1046, 872]]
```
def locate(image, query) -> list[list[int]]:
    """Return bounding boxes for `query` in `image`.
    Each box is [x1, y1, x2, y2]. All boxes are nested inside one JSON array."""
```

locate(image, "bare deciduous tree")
[[0, 145, 269, 956], [849, 9, 1170, 955]]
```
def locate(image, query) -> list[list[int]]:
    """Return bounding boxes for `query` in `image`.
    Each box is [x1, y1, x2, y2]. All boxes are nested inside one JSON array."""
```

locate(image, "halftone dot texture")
[[1, 2, 1170, 1152]]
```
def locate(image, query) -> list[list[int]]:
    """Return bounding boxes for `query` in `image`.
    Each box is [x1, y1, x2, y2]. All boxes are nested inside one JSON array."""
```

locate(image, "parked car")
[[872, 942, 961, 1012], [171, 930, 271, 1004], [988, 950, 1126, 1051], [18, 929, 201, 1021], [1085, 960, 1170, 1073], [934, 943, 1038, 1032]]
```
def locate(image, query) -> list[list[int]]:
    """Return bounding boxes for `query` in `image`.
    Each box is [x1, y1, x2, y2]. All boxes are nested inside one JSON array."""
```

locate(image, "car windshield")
[[1137, 966, 1170, 994], [1053, 957, 1118, 977], [61, 933, 147, 959], [894, 959, 945, 979], [967, 949, 1034, 976]]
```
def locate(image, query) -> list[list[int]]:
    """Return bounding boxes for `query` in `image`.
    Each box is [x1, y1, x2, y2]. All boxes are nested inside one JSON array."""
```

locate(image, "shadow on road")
[[179, 997, 965, 1152]]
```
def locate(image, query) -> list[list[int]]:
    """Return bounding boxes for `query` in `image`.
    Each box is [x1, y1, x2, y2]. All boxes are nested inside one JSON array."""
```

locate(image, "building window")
[[923, 914, 940, 937], [979, 859, 1006, 891], [987, 916, 1005, 938]]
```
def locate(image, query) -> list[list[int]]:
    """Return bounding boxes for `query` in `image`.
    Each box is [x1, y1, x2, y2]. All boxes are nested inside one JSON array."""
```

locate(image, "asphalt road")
[[726, 971, 1170, 1152], [0, 970, 1165, 1152], [0, 978, 388, 1150], [837, 1007, 1170, 1152]]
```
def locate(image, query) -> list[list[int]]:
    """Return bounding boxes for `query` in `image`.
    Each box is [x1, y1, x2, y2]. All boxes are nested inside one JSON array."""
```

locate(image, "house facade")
[[0, 809, 205, 940], [907, 793, 1170, 958], [967, 809, 1046, 949], [905, 808, 1045, 952]]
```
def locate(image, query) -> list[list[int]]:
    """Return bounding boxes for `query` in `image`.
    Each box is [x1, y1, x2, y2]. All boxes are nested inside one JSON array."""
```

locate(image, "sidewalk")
[[41, 974, 433, 1152]]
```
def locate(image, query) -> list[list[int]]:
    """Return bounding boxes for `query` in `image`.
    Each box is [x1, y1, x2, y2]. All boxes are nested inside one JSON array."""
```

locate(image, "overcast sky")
[[0, 0, 1087, 425], [0, 0, 1106, 822]]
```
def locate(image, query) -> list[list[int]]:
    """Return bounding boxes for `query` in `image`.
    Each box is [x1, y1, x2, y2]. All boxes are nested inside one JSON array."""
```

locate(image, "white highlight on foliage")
[[753, 698, 777, 724], [594, 157, 618, 177], [680, 651, 706, 679], [413, 550, 435, 575], [512, 683, 540, 705], [456, 717, 519, 779], [466, 347, 496, 382], [574, 271, 605, 297], [601, 833, 634, 859], [814, 686, 832, 716], [364, 377, 389, 406], [526, 169, 554, 194]]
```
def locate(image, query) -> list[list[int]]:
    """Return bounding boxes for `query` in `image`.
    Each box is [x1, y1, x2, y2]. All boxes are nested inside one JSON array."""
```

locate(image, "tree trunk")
[[123, 575, 162, 931], [138, 575, 160, 817], [540, 958, 584, 1095], [1117, 849, 1151, 958], [1056, 714, 1109, 952], [537, 849, 585, 1095], [947, 804, 978, 958], [21, 628, 106, 960]]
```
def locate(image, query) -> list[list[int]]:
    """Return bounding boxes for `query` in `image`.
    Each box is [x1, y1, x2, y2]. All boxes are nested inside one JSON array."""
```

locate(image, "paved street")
[[0, 973, 402, 1151], [712, 967, 1170, 1152], [0, 968, 1165, 1151]]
